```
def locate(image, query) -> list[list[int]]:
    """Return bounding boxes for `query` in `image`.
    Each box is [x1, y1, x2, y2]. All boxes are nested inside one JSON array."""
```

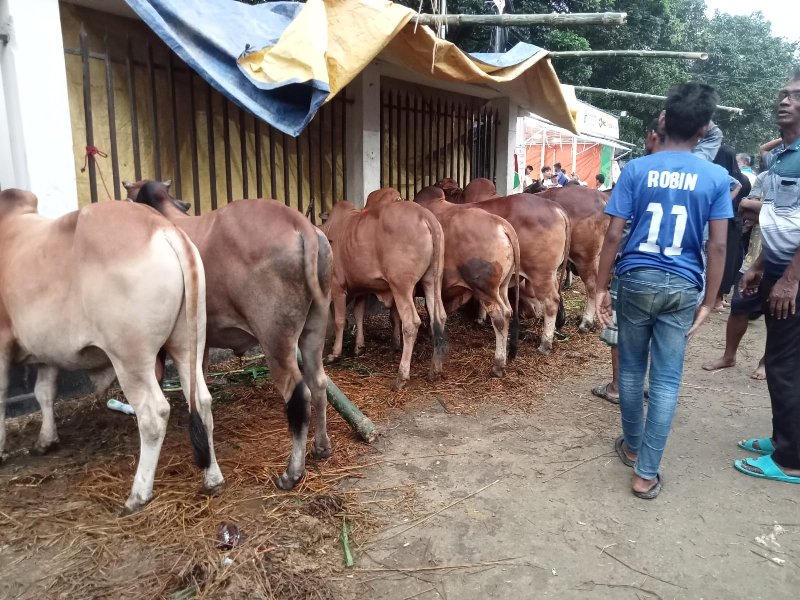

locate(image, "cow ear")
[[122, 181, 132, 189], [162, 180, 172, 190]]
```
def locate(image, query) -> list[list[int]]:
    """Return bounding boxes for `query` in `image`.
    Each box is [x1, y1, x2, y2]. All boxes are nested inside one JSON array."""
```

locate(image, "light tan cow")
[[0, 190, 222, 514], [414, 186, 520, 376], [321, 190, 447, 390], [126, 180, 331, 490]]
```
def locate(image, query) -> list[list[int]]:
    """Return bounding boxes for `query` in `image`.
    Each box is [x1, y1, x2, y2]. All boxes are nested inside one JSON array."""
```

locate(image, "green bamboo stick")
[[296, 347, 377, 443]]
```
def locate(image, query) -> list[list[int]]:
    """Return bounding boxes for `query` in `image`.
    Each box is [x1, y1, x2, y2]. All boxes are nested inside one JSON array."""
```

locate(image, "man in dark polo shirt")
[[736, 71, 800, 484]]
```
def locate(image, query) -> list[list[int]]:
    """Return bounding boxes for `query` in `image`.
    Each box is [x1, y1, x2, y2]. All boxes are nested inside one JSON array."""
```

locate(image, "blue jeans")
[[617, 268, 699, 480]]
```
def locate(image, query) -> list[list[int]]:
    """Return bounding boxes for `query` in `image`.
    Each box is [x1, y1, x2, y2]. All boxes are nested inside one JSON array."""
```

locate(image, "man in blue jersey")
[[735, 71, 800, 484], [596, 82, 733, 498]]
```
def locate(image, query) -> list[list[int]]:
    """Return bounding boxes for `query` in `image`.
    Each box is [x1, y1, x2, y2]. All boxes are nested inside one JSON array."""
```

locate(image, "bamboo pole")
[[295, 348, 377, 443], [551, 50, 708, 60], [413, 12, 627, 27], [572, 85, 743, 115]]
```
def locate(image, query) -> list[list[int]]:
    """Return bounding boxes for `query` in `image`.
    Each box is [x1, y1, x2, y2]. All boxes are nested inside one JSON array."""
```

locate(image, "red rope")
[[80, 146, 113, 201]]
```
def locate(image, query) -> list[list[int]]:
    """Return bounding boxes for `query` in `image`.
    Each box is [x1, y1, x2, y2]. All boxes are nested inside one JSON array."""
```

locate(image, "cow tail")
[[424, 211, 449, 360], [502, 221, 521, 360], [164, 227, 211, 470], [300, 228, 332, 310], [555, 207, 571, 330]]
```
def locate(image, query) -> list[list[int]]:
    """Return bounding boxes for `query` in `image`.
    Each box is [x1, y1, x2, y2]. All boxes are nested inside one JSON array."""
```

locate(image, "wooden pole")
[[413, 12, 627, 27], [572, 85, 743, 115], [551, 50, 708, 60]]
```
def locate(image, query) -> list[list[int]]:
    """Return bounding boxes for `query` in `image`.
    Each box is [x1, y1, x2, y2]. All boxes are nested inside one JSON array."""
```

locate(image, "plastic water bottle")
[[107, 398, 135, 415]]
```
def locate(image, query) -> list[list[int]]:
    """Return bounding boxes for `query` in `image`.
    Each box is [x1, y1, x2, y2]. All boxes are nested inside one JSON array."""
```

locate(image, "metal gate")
[[62, 6, 345, 222], [379, 88, 499, 200]]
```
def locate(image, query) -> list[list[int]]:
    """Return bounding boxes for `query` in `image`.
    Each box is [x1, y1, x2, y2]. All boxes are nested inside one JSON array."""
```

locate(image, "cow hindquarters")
[[32, 365, 60, 455]]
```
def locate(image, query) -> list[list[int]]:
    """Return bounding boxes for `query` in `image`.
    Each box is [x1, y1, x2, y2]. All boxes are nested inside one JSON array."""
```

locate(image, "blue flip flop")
[[734, 455, 800, 484], [738, 438, 775, 455]]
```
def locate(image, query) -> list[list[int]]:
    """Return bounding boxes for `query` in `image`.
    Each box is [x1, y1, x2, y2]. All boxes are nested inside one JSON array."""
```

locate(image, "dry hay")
[[0, 282, 605, 599]]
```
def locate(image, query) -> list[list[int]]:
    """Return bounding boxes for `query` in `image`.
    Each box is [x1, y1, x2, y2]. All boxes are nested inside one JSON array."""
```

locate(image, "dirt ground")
[[335, 310, 800, 600], [0, 295, 797, 599]]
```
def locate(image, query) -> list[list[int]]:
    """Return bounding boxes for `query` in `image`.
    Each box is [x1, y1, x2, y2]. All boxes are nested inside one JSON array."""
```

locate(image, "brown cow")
[[321, 190, 447, 390], [414, 186, 520, 376], [0, 190, 222, 514], [536, 185, 610, 332], [439, 191, 570, 354], [437, 177, 497, 204], [126, 180, 331, 490]]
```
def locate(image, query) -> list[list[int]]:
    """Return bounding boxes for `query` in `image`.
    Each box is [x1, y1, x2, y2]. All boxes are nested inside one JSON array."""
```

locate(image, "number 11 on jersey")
[[638, 202, 687, 256]]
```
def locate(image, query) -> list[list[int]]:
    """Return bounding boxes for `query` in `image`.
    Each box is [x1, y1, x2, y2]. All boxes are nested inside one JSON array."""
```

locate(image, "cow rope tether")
[[80, 146, 114, 202]]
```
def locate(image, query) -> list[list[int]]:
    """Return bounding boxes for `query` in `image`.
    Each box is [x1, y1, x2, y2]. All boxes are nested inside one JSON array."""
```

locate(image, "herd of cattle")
[[0, 178, 609, 514]]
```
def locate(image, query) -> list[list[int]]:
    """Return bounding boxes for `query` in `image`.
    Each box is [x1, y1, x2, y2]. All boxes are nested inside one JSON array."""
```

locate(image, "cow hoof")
[[120, 495, 153, 516], [275, 471, 304, 490], [200, 480, 225, 497], [354, 345, 366, 357], [578, 322, 593, 334], [324, 354, 340, 366], [426, 372, 442, 383], [312, 444, 332, 460], [31, 441, 60, 456], [491, 365, 505, 378], [537, 342, 553, 355], [391, 341, 402, 353]]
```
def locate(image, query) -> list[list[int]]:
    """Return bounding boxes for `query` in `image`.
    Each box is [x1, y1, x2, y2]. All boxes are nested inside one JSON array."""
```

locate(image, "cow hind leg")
[[326, 286, 348, 363], [390, 288, 421, 390], [0, 350, 11, 462], [420, 279, 447, 382], [486, 302, 511, 378], [299, 296, 332, 460], [389, 305, 402, 352], [353, 295, 367, 356], [529, 275, 560, 355], [113, 365, 172, 515], [165, 339, 224, 497], [261, 339, 311, 490], [31, 365, 60, 455], [574, 258, 598, 333]]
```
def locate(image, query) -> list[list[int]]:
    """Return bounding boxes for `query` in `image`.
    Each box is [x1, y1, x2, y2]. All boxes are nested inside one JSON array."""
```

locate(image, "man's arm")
[[688, 218, 727, 336], [739, 198, 763, 223], [770, 245, 800, 319], [760, 139, 782, 160], [693, 121, 723, 162], [595, 216, 627, 329]]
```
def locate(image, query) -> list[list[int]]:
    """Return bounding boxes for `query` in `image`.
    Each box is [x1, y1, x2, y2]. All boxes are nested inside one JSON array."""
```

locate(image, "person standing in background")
[[554, 163, 570, 186], [735, 71, 800, 484], [737, 153, 757, 186], [596, 174, 609, 191], [523, 165, 534, 188], [596, 82, 732, 498]]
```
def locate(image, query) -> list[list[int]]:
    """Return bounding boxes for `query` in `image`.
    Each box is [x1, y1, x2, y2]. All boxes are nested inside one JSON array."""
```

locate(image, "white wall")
[[344, 63, 381, 210], [0, 0, 78, 217]]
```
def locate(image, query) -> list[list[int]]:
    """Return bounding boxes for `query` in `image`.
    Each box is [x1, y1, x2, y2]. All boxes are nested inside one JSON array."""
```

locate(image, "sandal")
[[633, 473, 664, 499], [591, 384, 619, 405], [734, 455, 800, 484], [737, 437, 774, 456], [615, 436, 635, 467]]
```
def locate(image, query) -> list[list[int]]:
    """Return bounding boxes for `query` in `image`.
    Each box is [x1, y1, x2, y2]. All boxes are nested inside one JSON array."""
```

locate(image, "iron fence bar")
[[146, 40, 161, 180], [205, 83, 217, 210], [125, 35, 142, 182], [470, 108, 476, 182], [269, 125, 277, 199], [405, 93, 410, 199], [435, 98, 441, 184], [413, 95, 418, 195], [379, 91, 385, 189], [297, 129, 303, 215], [239, 107, 248, 199], [341, 88, 347, 203], [388, 91, 393, 189], [188, 71, 200, 214], [79, 23, 97, 204], [308, 119, 315, 223], [319, 106, 325, 213], [103, 35, 120, 200], [449, 102, 455, 183], [456, 103, 462, 186], [255, 119, 262, 198], [222, 99, 232, 203], [283, 131, 290, 207], [420, 96, 426, 186], [331, 102, 337, 204], [492, 109, 500, 185], [166, 52, 181, 198], [427, 98, 433, 186]]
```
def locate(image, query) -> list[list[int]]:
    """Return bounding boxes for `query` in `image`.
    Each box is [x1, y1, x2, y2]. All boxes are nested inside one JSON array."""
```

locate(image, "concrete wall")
[[0, 0, 78, 216]]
